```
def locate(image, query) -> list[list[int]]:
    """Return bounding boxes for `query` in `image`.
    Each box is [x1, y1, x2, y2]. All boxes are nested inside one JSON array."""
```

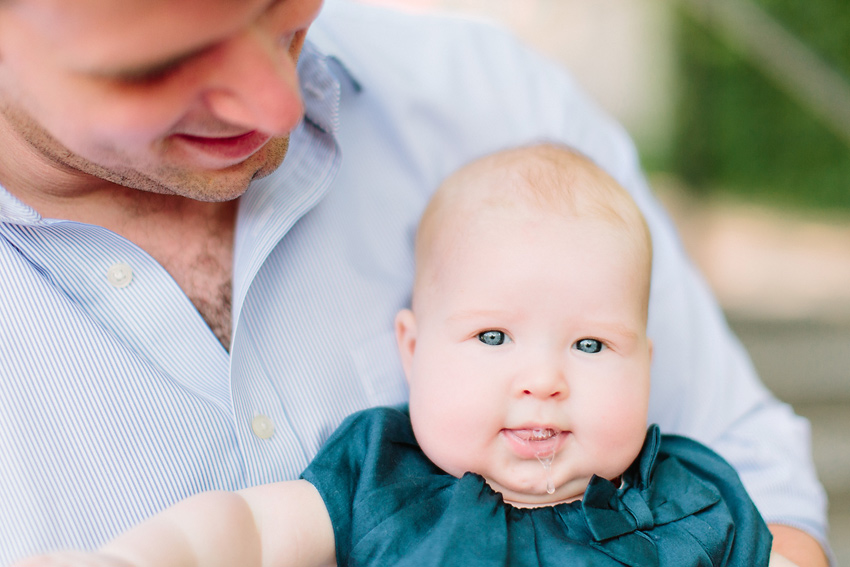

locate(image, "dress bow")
[[572, 426, 724, 566]]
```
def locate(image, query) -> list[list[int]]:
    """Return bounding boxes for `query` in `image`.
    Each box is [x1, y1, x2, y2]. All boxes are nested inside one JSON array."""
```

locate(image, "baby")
[[15, 145, 775, 566]]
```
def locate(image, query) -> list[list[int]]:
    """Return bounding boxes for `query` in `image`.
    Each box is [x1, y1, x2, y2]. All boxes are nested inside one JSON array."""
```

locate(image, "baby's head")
[[395, 144, 653, 507]]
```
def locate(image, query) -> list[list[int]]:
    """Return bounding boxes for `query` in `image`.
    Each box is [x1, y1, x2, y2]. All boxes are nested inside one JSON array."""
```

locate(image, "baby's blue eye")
[[478, 330, 509, 346], [575, 338, 603, 353]]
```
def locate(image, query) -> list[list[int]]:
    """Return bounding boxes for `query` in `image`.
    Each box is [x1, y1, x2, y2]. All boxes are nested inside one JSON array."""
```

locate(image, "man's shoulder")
[[309, 0, 568, 95], [659, 433, 738, 474], [307, 1, 639, 193], [312, 0, 523, 56]]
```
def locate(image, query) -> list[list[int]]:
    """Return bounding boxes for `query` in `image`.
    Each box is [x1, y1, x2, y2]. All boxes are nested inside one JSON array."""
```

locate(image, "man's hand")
[[769, 524, 829, 567]]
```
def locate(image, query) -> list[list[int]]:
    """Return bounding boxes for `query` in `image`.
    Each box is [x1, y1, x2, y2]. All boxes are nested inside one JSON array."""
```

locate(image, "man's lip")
[[502, 427, 566, 459], [172, 130, 271, 163]]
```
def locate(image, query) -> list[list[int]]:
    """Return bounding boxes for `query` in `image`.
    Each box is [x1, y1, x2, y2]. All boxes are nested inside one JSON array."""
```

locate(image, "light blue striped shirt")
[[0, 1, 828, 563]]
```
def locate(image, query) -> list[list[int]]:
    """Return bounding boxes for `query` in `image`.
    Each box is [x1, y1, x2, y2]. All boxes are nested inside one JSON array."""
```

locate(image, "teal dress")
[[301, 406, 772, 566]]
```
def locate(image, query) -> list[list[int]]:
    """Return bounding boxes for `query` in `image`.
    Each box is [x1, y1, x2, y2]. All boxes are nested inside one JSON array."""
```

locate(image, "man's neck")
[[2, 165, 239, 351]]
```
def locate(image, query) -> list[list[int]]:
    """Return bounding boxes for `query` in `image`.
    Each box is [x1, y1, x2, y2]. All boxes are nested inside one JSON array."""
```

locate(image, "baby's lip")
[[502, 427, 566, 458]]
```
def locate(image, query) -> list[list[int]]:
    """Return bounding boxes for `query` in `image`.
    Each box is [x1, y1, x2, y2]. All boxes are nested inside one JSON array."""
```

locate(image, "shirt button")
[[106, 262, 134, 288], [251, 415, 275, 439]]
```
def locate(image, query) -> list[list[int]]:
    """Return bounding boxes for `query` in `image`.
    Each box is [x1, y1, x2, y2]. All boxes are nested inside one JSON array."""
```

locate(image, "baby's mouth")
[[503, 427, 565, 459], [513, 428, 558, 442]]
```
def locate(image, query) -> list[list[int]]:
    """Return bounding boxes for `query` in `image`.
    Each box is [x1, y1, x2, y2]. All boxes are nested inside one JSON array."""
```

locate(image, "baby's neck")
[[495, 476, 623, 509], [502, 494, 582, 509]]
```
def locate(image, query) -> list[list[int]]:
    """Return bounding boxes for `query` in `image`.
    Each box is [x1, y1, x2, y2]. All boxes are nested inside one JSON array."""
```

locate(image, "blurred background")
[[357, 0, 850, 561]]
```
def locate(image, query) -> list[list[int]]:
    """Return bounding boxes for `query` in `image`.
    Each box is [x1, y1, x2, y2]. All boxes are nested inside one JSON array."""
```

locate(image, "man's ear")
[[395, 309, 417, 384]]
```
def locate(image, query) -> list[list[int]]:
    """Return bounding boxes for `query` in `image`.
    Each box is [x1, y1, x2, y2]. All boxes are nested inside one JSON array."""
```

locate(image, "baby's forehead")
[[432, 160, 631, 235], [440, 148, 608, 210]]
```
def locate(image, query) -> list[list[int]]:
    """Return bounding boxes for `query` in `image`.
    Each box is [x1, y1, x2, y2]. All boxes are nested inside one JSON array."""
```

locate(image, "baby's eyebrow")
[[586, 323, 640, 341], [446, 309, 514, 323]]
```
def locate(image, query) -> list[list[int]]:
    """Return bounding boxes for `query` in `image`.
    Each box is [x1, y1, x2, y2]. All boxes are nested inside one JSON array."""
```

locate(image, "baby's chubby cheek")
[[409, 409, 485, 476]]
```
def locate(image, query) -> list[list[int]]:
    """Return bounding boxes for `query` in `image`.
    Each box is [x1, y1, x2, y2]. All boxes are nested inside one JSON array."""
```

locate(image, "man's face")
[[0, 0, 323, 201]]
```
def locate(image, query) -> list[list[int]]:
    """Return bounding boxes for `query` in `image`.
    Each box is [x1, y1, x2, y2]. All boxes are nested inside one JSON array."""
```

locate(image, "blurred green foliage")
[[671, 0, 850, 211]]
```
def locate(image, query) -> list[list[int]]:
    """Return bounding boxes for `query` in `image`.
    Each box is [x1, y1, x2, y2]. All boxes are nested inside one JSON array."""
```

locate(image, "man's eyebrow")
[[92, 44, 213, 81]]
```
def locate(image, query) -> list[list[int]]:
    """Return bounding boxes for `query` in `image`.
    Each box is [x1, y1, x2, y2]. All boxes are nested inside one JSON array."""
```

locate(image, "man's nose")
[[199, 28, 305, 135]]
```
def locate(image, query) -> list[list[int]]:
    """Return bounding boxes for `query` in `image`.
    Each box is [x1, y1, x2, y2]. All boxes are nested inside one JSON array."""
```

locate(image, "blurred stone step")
[[825, 492, 850, 567]]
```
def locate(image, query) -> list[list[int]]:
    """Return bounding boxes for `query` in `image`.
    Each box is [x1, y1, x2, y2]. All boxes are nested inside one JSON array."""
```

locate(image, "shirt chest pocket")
[[350, 330, 409, 406]]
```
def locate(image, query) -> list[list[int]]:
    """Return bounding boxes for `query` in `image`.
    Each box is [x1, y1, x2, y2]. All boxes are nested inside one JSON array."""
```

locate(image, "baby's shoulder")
[[337, 404, 413, 439], [657, 432, 742, 483]]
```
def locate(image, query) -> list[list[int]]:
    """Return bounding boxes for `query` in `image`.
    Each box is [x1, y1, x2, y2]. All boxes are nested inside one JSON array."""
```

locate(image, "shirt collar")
[[297, 39, 347, 137], [0, 184, 43, 225], [304, 1, 364, 93]]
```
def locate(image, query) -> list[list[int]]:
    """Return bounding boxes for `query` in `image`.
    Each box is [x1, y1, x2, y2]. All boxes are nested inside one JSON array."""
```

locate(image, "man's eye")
[[575, 338, 603, 353], [478, 330, 510, 346]]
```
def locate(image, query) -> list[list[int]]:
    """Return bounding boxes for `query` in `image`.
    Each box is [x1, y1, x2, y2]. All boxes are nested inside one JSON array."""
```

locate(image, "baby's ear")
[[394, 309, 417, 383]]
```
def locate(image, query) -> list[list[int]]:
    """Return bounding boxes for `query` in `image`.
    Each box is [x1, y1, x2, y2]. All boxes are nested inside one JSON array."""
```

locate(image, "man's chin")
[[123, 135, 291, 202], [248, 135, 290, 181]]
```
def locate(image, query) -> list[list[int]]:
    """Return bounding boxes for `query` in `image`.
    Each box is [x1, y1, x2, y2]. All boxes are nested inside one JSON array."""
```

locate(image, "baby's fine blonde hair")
[[413, 143, 653, 313]]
